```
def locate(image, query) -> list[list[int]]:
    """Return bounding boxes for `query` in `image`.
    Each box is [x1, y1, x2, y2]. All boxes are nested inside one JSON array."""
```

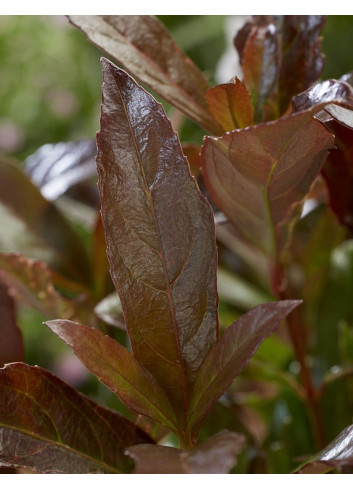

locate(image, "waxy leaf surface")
[[24, 140, 97, 201], [45, 319, 178, 432], [69, 15, 220, 134], [96, 59, 219, 423], [0, 155, 90, 283], [0, 363, 152, 473], [205, 77, 254, 132], [0, 280, 24, 366], [187, 301, 301, 431], [0, 253, 92, 325], [201, 110, 334, 261], [296, 424, 353, 473], [126, 430, 245, 474]]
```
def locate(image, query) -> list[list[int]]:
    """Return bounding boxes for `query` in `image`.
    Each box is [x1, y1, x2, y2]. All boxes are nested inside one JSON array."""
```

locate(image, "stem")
[[273, 262, 326, 450], [179, 429, 195, 450]]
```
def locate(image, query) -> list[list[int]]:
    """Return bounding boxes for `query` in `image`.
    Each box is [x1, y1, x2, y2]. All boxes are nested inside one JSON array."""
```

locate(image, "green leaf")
[[126, 430, 245, 473], [68, 15, 221, 134], [0, 280, 24, 366], [96, 58, 219, 426], [201, 110, 334, 263], [0, 363, 153, 473], [187, 300, 301, 433], [45, 319, 178, 432], [205, 77, 254, 131]]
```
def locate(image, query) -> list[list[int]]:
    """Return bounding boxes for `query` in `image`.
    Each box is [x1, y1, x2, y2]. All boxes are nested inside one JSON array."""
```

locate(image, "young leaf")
[[0, 280, 24, 366], [0, 154, 91, 283], [126, 430, 245, 474], [201, 110, 334, 262], [187, 300, 301, 432], [292, 78, 353, 113], [205, 77, 254, 132], [0, 363, 153, 473], [0, 253, 93, 325], [296, 424, 353, 473], [96, 59, 219, 422], [45, 319, 178, 433], [68, 15, 221, 134]]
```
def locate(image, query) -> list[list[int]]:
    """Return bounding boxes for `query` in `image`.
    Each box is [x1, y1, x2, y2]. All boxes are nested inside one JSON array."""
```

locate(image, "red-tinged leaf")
[[0, 280, 24, 366], [324, 104, 353, 129], [235, 16, 325, 118], [126, 430, 245, 474], [0, 253, 93, 325], [24, 140, 97, 201], [45, 319, 178, 433], [96, 59, 219, 424], [205, 77, 254, 132], [0, 154, 91, 283], [187, 301, 301, 434], [0, 363, 152, 473], [241, 23, 279, 122], [322, 120, 353, 232], [68, 15, 221, 135], [201, 110, 334, 262], [94, 292, 126, 330], [292, 78, 353, 113], [296, 425, 353, 473], [181, 143, 201, 177]]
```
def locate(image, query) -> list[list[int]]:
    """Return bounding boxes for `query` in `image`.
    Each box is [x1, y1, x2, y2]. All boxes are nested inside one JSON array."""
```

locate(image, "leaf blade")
[[0, 363, 152, 473], [45, 319, 178, 432], [0, 280, 24, 366]]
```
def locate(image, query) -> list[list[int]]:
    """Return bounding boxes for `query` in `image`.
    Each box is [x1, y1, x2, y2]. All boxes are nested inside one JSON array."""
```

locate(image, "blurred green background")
[[1, 15, 352, 161]]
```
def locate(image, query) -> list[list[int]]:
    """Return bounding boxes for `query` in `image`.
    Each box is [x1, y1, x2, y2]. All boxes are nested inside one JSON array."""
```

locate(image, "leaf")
[[68, 15, 221, 134], [187, 300, 301, 433], [235, 16, 326, 119], [296, 425, 353, 473], [0, 280, 24, 366], [0, 363, 153, 473], [241, 22, 279, 122], [292, 78, 353, 113], [322, 120, 353, 232], [0, 154, 91, 283], [24, 140, 97, 201], [0, 253, 93, 325], [201, 110, 334, 262], [205, 77, 254, 132], [94, 292, 126, 329], [96, 58, 219, 424], [126, 430, 245, 474], [45, 319, 178, 433]]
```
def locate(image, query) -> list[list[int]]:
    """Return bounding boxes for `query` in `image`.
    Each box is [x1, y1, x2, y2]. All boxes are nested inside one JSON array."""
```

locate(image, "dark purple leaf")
[[296, 424, 353, 473], [187, 301, 301, 435], [24, 140, 97, 201], [69, 15, 221, 134], [205, 77, 254, 131], [0, 154, 91, 283], [201, 110, 334, 262], [0, 363, 152, 473], [126, 430, 245, 474], [45, 319, 178, 432], [96, 58, 219, 426], [292, 78, 353, 113], [0, 280, 24, 366]]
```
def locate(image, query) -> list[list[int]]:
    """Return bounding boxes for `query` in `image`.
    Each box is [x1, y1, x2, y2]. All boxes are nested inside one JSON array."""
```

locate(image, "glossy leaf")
[[187, 301, 301, 432], [24, 140, 97, 201], [96, 58, 219, 422], [94, 292, 125, 329], [235, 16, 325, 119], [0, 280, 24, 366], [0, 363, 152, 473], [69, 15, 221, 134], [205, 77, 254, 132], [0, 154, 90, 283], [296, 425, 353, 473], [322, 120, 353, 232], [292, 78, 353, 113], [126, 430, 245, 474], [201, 110, 334, 261], [0, 253, 92, 324], [45, 319, 178, 432]]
